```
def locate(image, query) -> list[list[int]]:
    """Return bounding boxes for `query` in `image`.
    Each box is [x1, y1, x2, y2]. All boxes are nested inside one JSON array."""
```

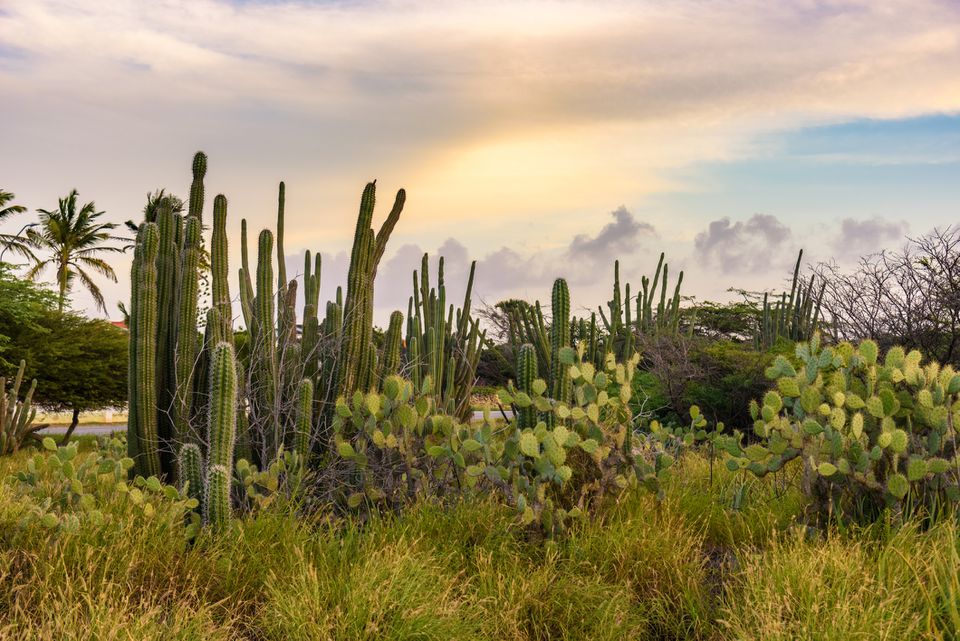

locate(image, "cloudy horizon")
[[2, 0, 958, 325]]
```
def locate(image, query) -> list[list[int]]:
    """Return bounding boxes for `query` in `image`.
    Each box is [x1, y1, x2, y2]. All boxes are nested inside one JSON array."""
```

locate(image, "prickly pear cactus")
[[729, 333, 960, 522]]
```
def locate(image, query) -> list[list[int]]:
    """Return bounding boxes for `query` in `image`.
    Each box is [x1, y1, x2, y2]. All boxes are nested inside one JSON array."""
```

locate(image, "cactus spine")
[[516, 345, 538, 430]]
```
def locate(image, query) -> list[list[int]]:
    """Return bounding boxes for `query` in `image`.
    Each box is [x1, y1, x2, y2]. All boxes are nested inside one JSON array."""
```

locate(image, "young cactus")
[[294, 378, 314, 467], [204, 464, 231, 528], [208, 342, 238, 470], [516, 344, 539, 430], [178, 443, 204, 508], [549, 278, 571, 413]]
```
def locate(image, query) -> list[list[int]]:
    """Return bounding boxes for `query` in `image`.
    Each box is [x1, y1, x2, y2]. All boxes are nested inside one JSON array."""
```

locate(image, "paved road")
[[40, 409, 516, 437]]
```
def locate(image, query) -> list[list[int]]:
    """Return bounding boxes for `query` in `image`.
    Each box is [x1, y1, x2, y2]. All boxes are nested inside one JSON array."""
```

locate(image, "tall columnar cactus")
[[211, 195, 233, 342], [754, 250, 824, 350], [406, 254, 485, 421], [380, 311, 404, 381], [294, 378, 314, 466], [516, 344, 538, 430], [549, 279, 571, 417], [174, 216, 202, 448], [0, 360, 40, 456], [251, 229, 279, 460], [188, 152, 207, 220], [209, 342, 238, 469], [178, 443, 203, 507], [239, 218, 254, 330], [204, 464, 231, 529], [155, 205, 180, 472], [132, 223, 161, 478]]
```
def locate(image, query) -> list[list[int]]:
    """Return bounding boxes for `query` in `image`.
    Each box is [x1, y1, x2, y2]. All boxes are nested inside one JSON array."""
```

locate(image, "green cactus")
[[178, 443, 204, 508], [730, 334, 960, 522], [516, 345, 539, 430], [251, 229, 279, 459], [211, 195, 233, 342], [754, 250, 824, 350], [155, 204, 179, 472], [549, 278, 571, 412], [406, 254, 485, 420], [380, 311, 404, 381], [132, 222, 162, 478], [188, 151, 207, 220], [174, 216, 202, 451], [209, 342, 238, 470], [0, 360, 40, 456], [294, 378, 314, 466], [204, 464, 231, 528]]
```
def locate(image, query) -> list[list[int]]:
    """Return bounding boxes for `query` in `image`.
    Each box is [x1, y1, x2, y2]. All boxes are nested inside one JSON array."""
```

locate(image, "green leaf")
[[337, 442, 356, 459], [42, 437, 57, 452], [532, 379, 547, 396], [426, 445, 447, 457]]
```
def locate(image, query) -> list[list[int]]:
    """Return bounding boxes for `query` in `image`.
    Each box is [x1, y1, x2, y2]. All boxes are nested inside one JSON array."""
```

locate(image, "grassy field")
[[0, 444, 957, 640]]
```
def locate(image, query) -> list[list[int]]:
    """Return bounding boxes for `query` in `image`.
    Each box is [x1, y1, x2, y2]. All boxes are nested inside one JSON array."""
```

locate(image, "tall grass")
[[0, 448, 955, 640]]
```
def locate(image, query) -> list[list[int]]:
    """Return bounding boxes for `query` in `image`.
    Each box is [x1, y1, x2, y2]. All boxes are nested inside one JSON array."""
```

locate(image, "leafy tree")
[[0, 263, 59, 365], [0, 188, 34, 263], [2, 311, 127, 442], [25, 189, 128, 313]]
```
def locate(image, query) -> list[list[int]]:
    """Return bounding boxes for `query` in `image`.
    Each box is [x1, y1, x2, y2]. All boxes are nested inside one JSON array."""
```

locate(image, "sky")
[[1, 0, 958, 325]]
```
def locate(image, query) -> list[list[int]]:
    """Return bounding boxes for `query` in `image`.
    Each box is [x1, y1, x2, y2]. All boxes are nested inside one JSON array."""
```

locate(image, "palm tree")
[[25, 189, 128, 313], [0, 189, 35, 263]]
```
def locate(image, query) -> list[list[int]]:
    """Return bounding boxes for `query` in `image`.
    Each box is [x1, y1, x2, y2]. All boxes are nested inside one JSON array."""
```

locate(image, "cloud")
[[694, 214, 793, 273], [2, 0, 958, 318], [833, 217, 909, 256], [568, 206, 656, 261]]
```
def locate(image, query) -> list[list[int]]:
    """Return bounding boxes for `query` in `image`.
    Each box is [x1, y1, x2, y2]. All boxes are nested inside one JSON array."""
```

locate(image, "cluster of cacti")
[[128, 152, 234, 479], [234, 179, 412, 469], [1, 360, 41, 456], [405, 254, 486, 421], [14, 435, 200, 537], [332, 344, 666, 534], [727, 334, 960, 522], [502, 278, 574, 423], [127, 152, 487, 529], [593, 254, 686, 362], [754, 250, 824, 350]]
